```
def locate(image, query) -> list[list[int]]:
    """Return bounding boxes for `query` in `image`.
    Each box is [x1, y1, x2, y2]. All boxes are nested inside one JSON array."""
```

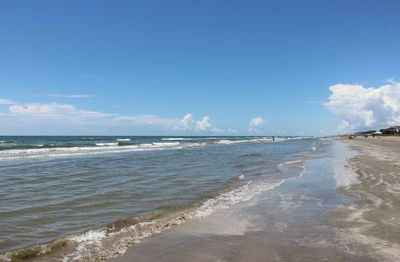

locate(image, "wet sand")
[[331, 137, 400, 261], [110, 140, 396, 262]]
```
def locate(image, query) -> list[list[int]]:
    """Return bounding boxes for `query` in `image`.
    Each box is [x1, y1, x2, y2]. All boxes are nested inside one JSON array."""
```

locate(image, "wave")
[[0, 136, 308, 160], [79, 137, 107, 141], [0, 142, 206, 160], [215, 139, 248, 144], [215, 137, 275, 145], [161, 138, 193, 141], [0, 140, 14, 144], [151, 142, 180, 146], [35, 144, 56, 148], [116, 139, 131, 142], [96, 143, 119, 147]]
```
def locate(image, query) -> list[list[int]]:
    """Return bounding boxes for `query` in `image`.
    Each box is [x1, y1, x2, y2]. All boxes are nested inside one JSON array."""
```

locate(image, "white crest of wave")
[[0, 142, 208, 160], [151, 142, 180, 146], [64, 230, 107, 262], [161, 138, 193, 141], [96, 142, 118, 146], [215, 137, 275, 145], [68, 230, 106, 243]]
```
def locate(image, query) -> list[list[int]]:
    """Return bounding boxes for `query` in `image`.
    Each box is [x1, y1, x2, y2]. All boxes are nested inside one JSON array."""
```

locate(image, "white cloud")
[[0, 98, 16, 105], [0, 101, 231, 134], [117, 113, 220, 132], [49, 94, 94, 98], [9, 103, 112, 118], [249, 116, 265, 132], [325, 82, 400, 132], [10, 103, 75, 115], [181, 113, 194, 130], [180, 114, 220, 133], [195, 116, 212, 131]]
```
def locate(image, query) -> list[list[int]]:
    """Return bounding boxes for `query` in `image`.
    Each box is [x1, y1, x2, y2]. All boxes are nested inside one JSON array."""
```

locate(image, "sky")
[[1, 0, 400, 135]]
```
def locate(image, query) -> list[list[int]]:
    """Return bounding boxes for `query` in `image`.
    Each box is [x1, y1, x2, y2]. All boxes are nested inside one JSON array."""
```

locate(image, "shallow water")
[[111, 140, 368, 262], [0, 136, 324, 260]]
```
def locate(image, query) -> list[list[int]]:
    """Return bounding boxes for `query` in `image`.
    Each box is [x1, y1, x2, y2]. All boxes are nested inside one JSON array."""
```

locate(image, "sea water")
[[0, 136, 325, 261]]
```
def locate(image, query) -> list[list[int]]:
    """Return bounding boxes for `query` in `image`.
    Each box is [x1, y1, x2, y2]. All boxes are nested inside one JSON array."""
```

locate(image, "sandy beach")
[[108, 138, 400, 262], [331, 137, 400, 261]]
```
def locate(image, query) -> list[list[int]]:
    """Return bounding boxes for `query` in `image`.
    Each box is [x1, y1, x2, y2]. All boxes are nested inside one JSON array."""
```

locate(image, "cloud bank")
[[0, 98, 16, 105], [325, 81, 400, 132], [0, 101, 227, 135]]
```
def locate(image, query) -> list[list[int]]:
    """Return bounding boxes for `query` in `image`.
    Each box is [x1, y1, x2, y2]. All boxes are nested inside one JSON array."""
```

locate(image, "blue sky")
[[1, 0, 400, 135]]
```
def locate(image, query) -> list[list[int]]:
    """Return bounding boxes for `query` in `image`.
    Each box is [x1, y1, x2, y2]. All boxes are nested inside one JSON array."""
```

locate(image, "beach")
[[331, 137, 400, 261], [1, 137, 400, 261]]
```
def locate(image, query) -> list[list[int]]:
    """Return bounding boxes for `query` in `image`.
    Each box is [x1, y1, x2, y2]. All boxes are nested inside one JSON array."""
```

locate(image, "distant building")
[[360, 130, 376, 135], [380, 126, 400, 135]]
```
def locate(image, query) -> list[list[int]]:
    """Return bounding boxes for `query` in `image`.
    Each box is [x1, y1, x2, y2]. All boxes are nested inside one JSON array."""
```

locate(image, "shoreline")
[[110, 138, 400, 262], [109, 140, 372, 262], [0, 139, 314, 262], [2, 138, 399, 261]]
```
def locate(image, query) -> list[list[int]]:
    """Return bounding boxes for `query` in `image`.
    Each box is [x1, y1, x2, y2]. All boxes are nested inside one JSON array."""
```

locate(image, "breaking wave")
[[0, 142, 206, 160]]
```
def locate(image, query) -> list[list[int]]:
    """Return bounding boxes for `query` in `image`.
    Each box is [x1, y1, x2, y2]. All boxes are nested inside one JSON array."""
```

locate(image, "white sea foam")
[[152, 142, 180, 146], [68, 229, 107, 243], [280, 159, 304, 166], [63, 230, 107, 262], [0, 140, 14, 145], [215, 137, 275, 145], [116, 139, 131, 142], [96, 142, 119, 146], [161, 138, 193, 141], [0, 136, 307, 161], [215, 139, 248, 144], [193, 180, 286, 218], [0, 142, 206, 160]]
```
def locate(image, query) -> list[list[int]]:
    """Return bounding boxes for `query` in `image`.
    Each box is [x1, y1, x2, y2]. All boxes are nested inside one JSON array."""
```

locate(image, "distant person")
[[272, 136, 275, 141]]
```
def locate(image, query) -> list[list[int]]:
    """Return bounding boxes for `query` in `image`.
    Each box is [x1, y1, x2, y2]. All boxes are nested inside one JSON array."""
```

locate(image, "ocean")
[[0, 136, 325, 261]]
